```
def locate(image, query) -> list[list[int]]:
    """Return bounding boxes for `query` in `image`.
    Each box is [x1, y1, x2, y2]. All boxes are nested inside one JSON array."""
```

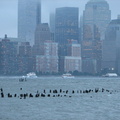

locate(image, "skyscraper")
[[50, 13, 55, 34], [83, 0, 111, 40], [102, 16, 120, 74], [55, 7, 79, 56], [18, 0, 41, 45], [55, 7, 79, 45], [81, 0, 111, 73], [34, 23, 51, 55]]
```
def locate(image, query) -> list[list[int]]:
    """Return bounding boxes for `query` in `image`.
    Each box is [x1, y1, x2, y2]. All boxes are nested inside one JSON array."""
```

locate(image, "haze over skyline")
[[0, 0, 120, 38]]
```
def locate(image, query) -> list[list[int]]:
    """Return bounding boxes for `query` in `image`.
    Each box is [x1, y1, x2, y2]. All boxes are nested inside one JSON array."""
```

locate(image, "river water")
[[0, 76, 120, 120]]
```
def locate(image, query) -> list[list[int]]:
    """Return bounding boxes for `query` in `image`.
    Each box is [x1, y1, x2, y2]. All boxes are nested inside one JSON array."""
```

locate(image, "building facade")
[[0, 35, 18, 75], [102, 17, 120, 74], [36, 41, 58, 73], [33, 23, 51, 55], [59, 42, 82, 73], [18, 0, 41, 45], [18, 42, 33, 74], [81, 0, 110, 74], [83, 0, 111, 40], [55, 7, 79, 56]]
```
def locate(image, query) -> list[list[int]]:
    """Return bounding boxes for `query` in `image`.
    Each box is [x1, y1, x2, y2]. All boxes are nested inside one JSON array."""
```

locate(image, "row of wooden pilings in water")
[[0, 88, 118, 99]]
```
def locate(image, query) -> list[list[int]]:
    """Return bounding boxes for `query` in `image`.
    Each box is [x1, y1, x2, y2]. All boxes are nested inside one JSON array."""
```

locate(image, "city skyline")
[[0, 0, 120, 38]]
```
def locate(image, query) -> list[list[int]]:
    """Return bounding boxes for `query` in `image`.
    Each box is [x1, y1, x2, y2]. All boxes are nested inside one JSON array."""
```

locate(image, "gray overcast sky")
[[0, 0, 120, 38]]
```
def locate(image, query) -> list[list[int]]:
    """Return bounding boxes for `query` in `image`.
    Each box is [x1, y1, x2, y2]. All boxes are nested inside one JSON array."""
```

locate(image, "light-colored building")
[[18, 0, 41, 45], [67, 42, 81, 57], [83, 0, 111, 40], [64, 56, 82, 73], [36, 56, 58, 73], [36, 41, 58, 73], [44, 40, 58, 56]]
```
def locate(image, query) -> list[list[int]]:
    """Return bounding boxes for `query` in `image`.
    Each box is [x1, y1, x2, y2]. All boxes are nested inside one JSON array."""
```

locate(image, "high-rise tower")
[[55, 7, 79, 45], [81, 0, 111, 73], [102, 16, 120, 74], [18, 0, 41, 45], [83, 0, 111, 40], [34, 23, 51, 55], [55, 7, 79, 56]]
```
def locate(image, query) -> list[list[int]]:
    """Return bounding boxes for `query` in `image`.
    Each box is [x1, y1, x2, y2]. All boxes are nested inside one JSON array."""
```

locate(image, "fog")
[[0, 0, 120, 37]]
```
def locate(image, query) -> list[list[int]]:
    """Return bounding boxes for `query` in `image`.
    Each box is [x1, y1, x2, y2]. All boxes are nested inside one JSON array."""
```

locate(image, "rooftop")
[[110, 19, 120, 25], [89, 0, 106, 2]]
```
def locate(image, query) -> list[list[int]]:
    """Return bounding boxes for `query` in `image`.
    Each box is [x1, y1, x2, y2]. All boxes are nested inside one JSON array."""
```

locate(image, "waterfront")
[[0, 76, 120, 120]]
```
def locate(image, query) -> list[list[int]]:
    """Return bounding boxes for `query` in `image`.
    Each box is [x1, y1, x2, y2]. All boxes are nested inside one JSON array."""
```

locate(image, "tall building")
[[55, 7, 79, 56], [50, 13, 55, 42], [102, 16, 120, 74], [50, 13, 55, 34], [34, 23, 51, 55], [81, 0, 110, 73], [82, 25, 102, 74], [83, 0, 111, 40], [18, 0, 41, 45]]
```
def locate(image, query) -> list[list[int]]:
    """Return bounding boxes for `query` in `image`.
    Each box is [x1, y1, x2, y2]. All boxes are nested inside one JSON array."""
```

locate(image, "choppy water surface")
[[0, 76, 120, 120]]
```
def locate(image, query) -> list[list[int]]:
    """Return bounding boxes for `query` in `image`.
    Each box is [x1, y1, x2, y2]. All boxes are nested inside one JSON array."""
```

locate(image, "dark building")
[[33, 0, 51, 55], [19, 42, 32, 56], [18, 42, 33, 74], [102, 16, 120, 74], [0, 35, 18, 75], [33, 23, 51, 55], [55, 7, 79, 56]]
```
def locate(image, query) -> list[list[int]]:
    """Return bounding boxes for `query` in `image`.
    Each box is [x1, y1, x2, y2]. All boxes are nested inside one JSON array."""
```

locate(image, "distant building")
[[82, 58, 97, 74], [60, 56, 82, 73], [19, 42, 32, 57], [33, 23, 51, 55], [67, 40, 81, 57], [82, 25, 102, 74], [18, 42, 33, 74], [81, 0, 110, 73], [18, 0, 41, 45], [50, 13, 55, 34], [102, 16, 120, 74], [59, 41, 82, 73], [36, 41, 58, 73], [55, 7, 79, 56], [0, 35, 18, 75], [83, 0, 111, 40]]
